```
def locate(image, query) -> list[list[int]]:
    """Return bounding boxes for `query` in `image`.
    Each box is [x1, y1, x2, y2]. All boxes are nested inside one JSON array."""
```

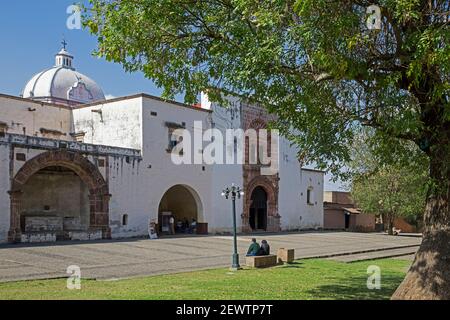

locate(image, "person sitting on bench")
[[246, 238, 260, 256], [258, 240, 270, 256]]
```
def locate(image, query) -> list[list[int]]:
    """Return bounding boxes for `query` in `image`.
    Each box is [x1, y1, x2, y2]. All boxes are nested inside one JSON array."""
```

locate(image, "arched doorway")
[[158, 185, 203, 234], [8, 151, 110, 243], [249, 187, 268, 231], [242, 176, 281, 233]]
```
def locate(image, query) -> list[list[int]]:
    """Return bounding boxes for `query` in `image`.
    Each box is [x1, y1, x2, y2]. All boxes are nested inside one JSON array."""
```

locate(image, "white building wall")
[[209, 96, 244, 233], [298, 169, 324, 229], [108, 156, 145, 238], [72, 95, 215, 237], [0, 143, 10, 243], [139, 97, 213, 233], [278, 137, 324, 230], [0, 95, 73, 139], [72, 96, 143, 150]]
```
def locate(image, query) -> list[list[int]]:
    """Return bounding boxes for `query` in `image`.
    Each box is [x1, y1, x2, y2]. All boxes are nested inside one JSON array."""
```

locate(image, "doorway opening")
[[158, 185, 203, 234], [249, 186, 268, 231]]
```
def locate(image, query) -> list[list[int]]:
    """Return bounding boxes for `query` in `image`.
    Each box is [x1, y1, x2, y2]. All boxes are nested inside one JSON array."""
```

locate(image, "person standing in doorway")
[[190, 218, 197, 234], [169, 216, 175, 235]]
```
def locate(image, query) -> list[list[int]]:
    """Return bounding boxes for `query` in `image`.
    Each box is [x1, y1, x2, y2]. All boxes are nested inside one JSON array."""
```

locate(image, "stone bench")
[[277, 248, 295, 264], [246, 255, 278, 268]]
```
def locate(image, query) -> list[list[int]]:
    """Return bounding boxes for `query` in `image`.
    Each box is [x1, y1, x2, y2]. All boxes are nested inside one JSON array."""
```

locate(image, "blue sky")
[[0, 0, 160, 98], [0, 0, 345, 191]]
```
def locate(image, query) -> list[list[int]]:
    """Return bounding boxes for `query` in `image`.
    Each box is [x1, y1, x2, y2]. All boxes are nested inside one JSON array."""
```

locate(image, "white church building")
[[0, 44, 324, 243]]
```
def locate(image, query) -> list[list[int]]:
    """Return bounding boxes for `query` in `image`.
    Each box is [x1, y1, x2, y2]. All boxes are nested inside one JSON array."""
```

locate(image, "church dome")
[[22, 43, 105, 107]]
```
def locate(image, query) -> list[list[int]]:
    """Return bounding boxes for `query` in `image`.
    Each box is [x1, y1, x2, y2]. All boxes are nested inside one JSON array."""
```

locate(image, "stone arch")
[[242, 176, 280, 233], [8, 150, 110, 243]]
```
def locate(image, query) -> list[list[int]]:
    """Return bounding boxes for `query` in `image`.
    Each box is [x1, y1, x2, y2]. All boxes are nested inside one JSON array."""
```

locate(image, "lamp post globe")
[[222, 184, 244, 271]]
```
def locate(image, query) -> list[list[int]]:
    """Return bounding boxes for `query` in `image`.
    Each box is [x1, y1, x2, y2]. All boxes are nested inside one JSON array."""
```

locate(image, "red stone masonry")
[[241, 102, 281, 233]]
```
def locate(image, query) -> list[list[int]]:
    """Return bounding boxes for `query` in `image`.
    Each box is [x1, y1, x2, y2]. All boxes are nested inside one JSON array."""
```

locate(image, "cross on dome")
[[55, 39, 74, 69]]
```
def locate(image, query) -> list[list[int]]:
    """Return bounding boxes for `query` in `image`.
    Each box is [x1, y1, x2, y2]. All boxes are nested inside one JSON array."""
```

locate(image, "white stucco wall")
[[0, 95, 73, 139], [139, 96, 213, 233], [0, 143, 10, 243], [208, 95, 244, 233], [72, 97, 143, 150], [73, 95, 215, 237], [108, 156, 145, 238], [278, 142, 324, 230]]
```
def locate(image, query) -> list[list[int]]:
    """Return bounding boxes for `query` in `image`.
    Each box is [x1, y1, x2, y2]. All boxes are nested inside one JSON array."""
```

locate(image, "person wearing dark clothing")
[[258, 240, 270, 256], [246, 238, 260, 256], [183, 219, 189, 233]]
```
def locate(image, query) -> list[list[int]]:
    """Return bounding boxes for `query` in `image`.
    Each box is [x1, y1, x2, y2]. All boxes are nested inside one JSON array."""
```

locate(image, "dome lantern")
[[55, 40, 74, 69]]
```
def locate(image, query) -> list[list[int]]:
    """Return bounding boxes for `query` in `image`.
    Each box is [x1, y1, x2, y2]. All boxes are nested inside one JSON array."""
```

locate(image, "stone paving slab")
[[0, 232, 422, 283]]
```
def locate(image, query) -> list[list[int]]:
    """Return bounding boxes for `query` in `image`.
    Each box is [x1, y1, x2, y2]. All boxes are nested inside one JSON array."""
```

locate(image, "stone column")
[[8, 190, 23, 243], [88, 193, 111, 239]]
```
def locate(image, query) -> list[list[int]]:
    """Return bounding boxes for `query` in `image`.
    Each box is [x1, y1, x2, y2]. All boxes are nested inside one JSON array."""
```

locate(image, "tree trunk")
[[386, 214, 394, 235], [392, 140, 450, 300]]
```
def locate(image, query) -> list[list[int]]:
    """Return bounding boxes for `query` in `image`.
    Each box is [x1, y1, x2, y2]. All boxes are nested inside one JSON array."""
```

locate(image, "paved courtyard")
[[0, 232, 421, 283]]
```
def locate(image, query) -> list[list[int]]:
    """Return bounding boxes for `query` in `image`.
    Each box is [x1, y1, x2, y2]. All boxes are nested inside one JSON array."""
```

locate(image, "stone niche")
[[20, 165, 90, 242]]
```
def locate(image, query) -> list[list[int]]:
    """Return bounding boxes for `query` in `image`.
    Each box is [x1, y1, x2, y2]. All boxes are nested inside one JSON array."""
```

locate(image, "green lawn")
[[0, 258, 410, 300]]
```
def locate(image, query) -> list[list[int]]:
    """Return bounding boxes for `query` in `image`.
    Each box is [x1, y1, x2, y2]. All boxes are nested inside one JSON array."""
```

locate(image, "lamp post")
[[222, 183, 244, 271]]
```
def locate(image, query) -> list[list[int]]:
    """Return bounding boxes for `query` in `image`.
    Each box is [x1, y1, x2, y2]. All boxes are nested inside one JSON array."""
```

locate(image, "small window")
[[150, 111, 158, 117], [16, 153, 26, 162], [0, 122, 8, 137], [122, 214, 129, 226], [307, 188, 314, 205], [98, 159, 105, 167]]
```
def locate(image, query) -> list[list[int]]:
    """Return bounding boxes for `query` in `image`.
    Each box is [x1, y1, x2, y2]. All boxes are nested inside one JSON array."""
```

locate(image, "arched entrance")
[[158, 185, 203, 234], [242, 176, 281, 233], [8, 151, 110, 243], [249, 187, 268, 231]]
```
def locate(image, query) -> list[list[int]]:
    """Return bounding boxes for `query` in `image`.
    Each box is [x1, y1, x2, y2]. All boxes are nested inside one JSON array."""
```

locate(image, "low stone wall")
[[21, 233, 57, 243], [68, 230, 103, 241], [63, 217, 83, 231]]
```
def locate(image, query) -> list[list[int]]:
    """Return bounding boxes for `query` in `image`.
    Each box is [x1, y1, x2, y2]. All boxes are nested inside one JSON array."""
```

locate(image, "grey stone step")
[[327, 246, 420, 263]]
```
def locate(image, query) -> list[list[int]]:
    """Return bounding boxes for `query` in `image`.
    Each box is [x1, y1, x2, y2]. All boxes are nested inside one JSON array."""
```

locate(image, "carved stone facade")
[[241, 102, 281, 233]]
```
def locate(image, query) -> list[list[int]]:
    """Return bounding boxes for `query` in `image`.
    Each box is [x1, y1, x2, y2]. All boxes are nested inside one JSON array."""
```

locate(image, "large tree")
[[83, 0, 449, 299]]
